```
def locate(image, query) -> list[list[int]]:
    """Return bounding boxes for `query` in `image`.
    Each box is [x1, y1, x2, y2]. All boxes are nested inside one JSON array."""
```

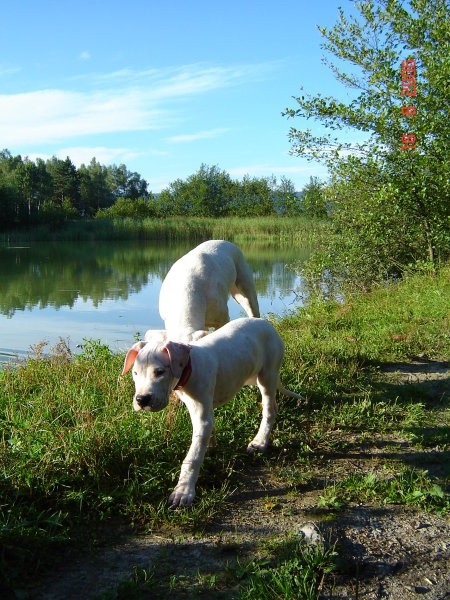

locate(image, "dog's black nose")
[[135, 394, 152, 408]]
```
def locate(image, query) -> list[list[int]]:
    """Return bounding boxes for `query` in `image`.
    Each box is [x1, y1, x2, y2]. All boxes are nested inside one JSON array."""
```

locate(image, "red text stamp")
[[400, 59, 417, 150]]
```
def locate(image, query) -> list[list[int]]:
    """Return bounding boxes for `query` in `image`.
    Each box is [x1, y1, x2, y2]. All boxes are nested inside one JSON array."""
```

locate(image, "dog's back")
[[159, 240, 259, 334], [188, 318, 284, 404]]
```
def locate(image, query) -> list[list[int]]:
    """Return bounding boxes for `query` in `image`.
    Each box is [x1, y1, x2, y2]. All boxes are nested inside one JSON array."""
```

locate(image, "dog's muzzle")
[[134, 394, 167, 411]]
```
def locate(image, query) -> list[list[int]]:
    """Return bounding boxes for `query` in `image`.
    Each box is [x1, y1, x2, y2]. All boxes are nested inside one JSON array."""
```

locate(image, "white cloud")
[[0, 62, 277, 147], [167, 128, 229, 143], [0, 88, 166, 146], [79, 51, 91, 61]]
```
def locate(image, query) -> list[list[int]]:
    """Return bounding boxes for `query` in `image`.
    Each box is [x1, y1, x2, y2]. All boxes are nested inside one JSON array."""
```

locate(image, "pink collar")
[[173, 356, 192, 390]]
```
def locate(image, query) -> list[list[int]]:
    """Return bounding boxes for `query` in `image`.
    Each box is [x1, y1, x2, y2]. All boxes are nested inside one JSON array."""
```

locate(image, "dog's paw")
[[246, 441, 267, 454], [168, 486, 195, 508]]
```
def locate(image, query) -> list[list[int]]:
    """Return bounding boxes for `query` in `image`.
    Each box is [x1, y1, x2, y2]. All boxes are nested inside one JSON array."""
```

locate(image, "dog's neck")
[[173, 355, 192, 390]]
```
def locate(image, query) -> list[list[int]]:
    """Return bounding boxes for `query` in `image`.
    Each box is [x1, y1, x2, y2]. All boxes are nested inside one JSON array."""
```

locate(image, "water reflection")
[[0, 240, 309, 360]]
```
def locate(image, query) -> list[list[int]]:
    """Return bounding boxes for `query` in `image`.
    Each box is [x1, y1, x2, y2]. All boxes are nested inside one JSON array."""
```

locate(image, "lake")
[[0, 240, 310, 363]]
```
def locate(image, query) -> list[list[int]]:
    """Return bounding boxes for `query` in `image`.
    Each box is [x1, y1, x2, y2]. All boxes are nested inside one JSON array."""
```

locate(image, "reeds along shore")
[[1, 215, 330, 245]]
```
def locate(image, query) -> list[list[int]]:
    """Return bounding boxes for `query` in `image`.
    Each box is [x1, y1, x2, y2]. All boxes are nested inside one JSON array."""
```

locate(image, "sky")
[[0, 0, 359, 193]]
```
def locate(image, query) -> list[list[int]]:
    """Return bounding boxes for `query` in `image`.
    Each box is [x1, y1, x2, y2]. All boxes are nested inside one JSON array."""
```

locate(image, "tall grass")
[[2, 216, 329, 246]]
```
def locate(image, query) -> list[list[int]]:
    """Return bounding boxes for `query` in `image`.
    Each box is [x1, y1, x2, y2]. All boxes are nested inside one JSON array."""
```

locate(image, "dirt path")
[[31, 360, 449, 599]]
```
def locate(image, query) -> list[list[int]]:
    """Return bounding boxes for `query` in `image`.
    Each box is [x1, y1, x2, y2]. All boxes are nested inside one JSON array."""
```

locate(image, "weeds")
[[319, 467, 449, 514], [235, 535, 337, 600]]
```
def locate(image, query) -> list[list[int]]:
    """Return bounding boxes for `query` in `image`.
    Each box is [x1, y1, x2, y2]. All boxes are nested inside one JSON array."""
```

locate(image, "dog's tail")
[[278, 384, 305, 401]]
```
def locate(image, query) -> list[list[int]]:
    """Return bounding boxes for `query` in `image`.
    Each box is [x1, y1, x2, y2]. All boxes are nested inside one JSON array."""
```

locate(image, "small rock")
[[297, 522, 324, 545]]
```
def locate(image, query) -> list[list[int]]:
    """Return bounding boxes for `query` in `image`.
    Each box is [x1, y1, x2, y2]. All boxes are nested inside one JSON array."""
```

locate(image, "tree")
[[0, 151, 24, 226], [233, 175, 275, 216], [34, 158, 53, 215], [157, 164, 234, 217], [107, 164, 149, 201], [300, 177, 328, 218], [273, 176, 301, 216], [0, 150, 156, 228], [96, 197, 156, 219], [284, 0, 449, 285], [46, 157, 80, 211], [79, 159, 113, 216]]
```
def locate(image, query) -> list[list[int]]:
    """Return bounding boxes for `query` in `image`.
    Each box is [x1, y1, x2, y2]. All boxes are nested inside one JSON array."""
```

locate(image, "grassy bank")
[[0, 266, 448, 596], [1, 216, 329, 246]]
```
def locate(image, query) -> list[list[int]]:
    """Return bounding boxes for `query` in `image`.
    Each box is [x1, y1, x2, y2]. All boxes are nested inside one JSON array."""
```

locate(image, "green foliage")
[[236, 535, 336, 600], [0, 151, 151, 230], [0, 152, 317, 229], [285, 0, 450, 285], [156, 164, 235, 217], [319, 468, 449, 514], [300, 176, 328, 218], [96, 197, 156, 219], [153, 164, 303, 218]]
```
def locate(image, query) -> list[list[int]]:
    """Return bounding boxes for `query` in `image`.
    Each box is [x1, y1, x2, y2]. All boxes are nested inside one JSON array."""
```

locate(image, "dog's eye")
[[154, 368, 165, 377]]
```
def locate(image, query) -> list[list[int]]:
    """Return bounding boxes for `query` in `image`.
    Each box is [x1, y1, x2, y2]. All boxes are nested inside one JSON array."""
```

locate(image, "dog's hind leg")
[[232, 259, 260, 318], [247, 371, 278, 453]]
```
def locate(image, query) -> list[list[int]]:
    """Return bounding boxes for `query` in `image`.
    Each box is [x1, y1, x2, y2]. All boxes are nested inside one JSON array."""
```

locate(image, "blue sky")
[[0, 0, 358, 193]]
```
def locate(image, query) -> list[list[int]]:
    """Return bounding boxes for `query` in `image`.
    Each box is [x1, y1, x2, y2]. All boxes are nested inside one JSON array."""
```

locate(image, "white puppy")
[[159, 240, 260, 340], [122, 317, 303, 507]]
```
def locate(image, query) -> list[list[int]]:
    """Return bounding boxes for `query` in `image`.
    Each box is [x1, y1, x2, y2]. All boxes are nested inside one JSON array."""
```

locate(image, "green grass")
[[2, 215, 329, 246], [234, 535, 337, 600], [319, 467, 449, 513], [0, 264, 448, 596]]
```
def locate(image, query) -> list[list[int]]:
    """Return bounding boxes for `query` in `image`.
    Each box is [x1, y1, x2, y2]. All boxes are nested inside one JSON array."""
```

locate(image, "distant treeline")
[[0, 151, 327, 230]]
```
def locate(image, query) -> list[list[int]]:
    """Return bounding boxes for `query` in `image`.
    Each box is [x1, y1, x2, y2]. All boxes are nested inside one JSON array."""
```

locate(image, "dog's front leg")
[[169, 397, 214, 507]]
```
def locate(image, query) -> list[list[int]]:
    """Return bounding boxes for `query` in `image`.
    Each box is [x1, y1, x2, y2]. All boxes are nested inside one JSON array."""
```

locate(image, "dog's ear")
[[163, 341, 190, 379], [122, 341, 146, 375]]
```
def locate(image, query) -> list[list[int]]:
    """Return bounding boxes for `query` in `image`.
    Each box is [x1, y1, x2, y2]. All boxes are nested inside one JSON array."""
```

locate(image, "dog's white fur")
[[122, 317, 303, 507], [159, 240, 260, 340]]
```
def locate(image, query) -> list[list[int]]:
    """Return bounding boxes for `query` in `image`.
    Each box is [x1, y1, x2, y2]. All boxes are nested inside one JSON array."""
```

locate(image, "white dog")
[[159, 240, 260, 340], [122, 317, 303, 507]]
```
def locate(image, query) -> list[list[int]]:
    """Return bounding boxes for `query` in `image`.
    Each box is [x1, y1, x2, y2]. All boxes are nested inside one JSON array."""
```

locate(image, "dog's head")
[[122, 332, 191, 412]]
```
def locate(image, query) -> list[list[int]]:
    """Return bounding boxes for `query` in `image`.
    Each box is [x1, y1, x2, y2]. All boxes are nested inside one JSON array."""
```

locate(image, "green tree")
[[79, 158, 113, 216], [301, 176, 328, 218], [158, 164, 234, 217], [284, 0, 449, 285], [273, 176, 301, 216], [233, 175, 275, 216], [33, 158, 53, 215], [0, 151, 24, 226], [96, 196, 156, 219], [46, 157, 81, 212], [107, 164, 149, 201]]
